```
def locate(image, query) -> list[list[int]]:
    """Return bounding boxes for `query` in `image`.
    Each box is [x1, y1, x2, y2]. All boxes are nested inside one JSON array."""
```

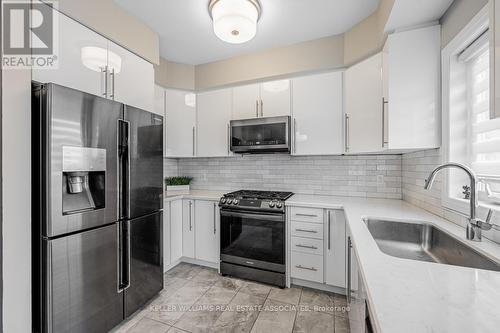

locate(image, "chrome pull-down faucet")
[[424, 162, 494, 241]]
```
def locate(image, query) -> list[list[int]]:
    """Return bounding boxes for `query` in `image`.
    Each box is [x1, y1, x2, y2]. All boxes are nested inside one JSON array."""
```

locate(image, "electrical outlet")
[[377, 175, 384, 185]]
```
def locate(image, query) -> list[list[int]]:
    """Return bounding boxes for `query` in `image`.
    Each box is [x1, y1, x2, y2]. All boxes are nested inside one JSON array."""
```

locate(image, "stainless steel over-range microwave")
[[230, 116, 291, 154]]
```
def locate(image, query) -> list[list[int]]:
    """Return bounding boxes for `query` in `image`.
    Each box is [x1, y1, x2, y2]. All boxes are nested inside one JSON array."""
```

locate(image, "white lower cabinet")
[[182, 199, 195, 259], [163, 202, 171, 269], [167, 198, 220, 266], [170, 200, 183, 264], [289, 207, 346, 290], [194, 200, 220, 263], [325, 210, 346, 287]]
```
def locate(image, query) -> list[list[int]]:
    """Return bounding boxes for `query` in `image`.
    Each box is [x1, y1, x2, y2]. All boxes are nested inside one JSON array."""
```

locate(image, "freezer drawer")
[[125, 211, 163, 317], [42, 223, 123, 333]]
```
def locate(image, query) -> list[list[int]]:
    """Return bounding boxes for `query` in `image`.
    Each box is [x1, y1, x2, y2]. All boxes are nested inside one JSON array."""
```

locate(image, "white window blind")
[[468, 49, 500, 176]]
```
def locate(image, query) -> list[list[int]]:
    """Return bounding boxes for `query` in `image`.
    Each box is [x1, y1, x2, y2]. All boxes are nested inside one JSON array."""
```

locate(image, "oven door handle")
[[220, 210, 284, 222]]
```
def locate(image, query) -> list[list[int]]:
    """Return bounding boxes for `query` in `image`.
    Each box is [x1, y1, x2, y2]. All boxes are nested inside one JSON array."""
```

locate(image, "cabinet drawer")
[[291, 252, 323, 283], [290, 207, 324, 224], [291, 237, 323, 255], [291, 221, 323, 239]]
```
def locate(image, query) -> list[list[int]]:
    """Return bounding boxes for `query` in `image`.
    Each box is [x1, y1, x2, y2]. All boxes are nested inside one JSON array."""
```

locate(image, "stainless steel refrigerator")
[[32, 83, 164, 333]]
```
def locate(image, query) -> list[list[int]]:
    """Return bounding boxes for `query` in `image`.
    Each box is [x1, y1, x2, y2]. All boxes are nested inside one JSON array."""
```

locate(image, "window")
[[443, 7, 500, 211]]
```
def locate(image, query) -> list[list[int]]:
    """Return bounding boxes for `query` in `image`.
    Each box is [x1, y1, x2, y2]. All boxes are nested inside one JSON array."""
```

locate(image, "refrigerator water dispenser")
[[62, 146, 106, 215]]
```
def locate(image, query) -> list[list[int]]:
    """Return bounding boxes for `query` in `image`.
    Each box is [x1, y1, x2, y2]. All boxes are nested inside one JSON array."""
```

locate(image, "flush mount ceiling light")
[[209, 0, 262, 44]]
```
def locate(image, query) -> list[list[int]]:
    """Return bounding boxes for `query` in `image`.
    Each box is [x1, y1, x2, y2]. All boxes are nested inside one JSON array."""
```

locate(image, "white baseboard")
[[291, 278, 346, 295], [164, 257, 219, 273]]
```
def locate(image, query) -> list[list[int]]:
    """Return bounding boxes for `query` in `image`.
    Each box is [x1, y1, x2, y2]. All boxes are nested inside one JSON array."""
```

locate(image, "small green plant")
[[165, 176, 193, 186]]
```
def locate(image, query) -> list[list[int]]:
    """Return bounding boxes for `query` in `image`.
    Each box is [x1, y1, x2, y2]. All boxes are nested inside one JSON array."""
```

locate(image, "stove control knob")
[[276, 202, 283, 209], [233, 199, 239, 205], [220, 198, 226, 204], [268, 201, 276, 208], [226, 199, 233, 204]]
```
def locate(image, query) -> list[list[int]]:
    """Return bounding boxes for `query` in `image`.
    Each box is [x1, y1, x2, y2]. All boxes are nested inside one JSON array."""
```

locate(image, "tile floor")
[[111, 263, 350, 333]]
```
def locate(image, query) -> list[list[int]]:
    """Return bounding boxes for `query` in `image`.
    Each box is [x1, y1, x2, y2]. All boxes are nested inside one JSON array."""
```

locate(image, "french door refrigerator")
[[32, 83, 164, 333]]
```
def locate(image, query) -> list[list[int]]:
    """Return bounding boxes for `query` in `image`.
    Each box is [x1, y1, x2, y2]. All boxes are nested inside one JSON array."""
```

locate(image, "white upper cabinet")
[[194, 200, 220, 264], [383, 25, 441, 150], [154, 85, 167, 157], [259, 79, 291, 117], [166, 89, 197, 157], [32, 7, 108, 97], [108, 41, 154, 112], [292, 72, 343, 155], [32, 4, 155, 112], [345, 53, 384, 154], [197, 88, 233, 157], [232, 80, 291, 119], [232, 83, 261, 119]]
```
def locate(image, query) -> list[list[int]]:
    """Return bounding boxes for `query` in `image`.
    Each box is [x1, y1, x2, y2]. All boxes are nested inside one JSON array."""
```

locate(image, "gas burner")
[[220, 190, 294, 212]]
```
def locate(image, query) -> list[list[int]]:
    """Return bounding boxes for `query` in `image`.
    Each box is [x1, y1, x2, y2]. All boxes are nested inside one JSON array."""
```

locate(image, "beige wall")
[[54, 0, 160, 64], [195, 35, 344, 90], [155, 58, 195, 91], [440, 0, 488, 47], [344, 0, 395, 66]]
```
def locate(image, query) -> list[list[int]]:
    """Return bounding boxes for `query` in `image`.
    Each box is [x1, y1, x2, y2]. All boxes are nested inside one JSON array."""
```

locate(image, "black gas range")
[[219, 190, 294, 288]]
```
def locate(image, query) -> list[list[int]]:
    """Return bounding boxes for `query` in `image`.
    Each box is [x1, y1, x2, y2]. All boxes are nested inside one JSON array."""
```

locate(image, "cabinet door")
[[232, 84, 260, 119], [154, 85, 167, 157], [170, 200, 183, 264], [194, 200, 220, 263], [346, 231, 365, 333], [325, 210, 346, 288], [197, 89, 232, 157], [260, 79, 291, 117], [292, 72, 343, 155], [108, 41, 154, 112], [163, 201, 171, 270], [166, 89, 197, 157], [32, 6, 108, 97], [345, 53, 383, 154], [385, 25, 441, 149], [182, 200, 195, 258]]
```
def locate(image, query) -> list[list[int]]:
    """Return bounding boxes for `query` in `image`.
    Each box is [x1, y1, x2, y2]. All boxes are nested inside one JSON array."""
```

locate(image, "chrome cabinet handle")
[[328, 211, 331, 250], [293, 118, 297, 154], [295, 228, 317, 233], [295, 213, 318, 218], [295, 265, 317, 271], [382, 98, 389, 147], [260, 100, 263, 117], [256, 100, 259, 117], [347, 236, 352, 303], [227, 124, 230, 155], [344, 113, 350, 152], [295, 244, 318, 250], [109, 67, 115, 99], [213, 202, 217, 234], [101, 66, 108, 98], [189, 201, 193, 231], [192, 127, 195, 156]]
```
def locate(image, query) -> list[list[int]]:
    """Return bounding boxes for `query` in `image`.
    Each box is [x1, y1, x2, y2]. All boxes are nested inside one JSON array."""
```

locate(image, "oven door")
[[230, 116, 291, 153], [220, 209, 285, 273]]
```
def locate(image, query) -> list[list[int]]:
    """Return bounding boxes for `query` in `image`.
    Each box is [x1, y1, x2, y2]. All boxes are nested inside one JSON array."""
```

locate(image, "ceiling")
[[114, 0, 380, 65], [385, 0, 453, 33]]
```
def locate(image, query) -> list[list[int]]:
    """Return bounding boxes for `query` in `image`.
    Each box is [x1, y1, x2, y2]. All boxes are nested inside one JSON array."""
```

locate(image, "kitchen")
[[2, 0, 500, 332]]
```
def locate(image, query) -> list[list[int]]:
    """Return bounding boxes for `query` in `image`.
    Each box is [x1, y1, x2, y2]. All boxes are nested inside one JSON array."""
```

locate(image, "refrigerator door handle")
[[117, 220, 131, 292], [117, 222, 123, 293], [124, 220, 131, 291]]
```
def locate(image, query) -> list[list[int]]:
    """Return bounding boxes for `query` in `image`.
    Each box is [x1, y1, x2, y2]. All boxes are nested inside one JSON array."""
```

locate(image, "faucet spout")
[[424, 163, 480, 241]]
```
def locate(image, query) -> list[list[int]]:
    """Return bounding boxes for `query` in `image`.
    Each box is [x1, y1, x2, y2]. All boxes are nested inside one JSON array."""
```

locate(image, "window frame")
[[441, 5, 492, 214]]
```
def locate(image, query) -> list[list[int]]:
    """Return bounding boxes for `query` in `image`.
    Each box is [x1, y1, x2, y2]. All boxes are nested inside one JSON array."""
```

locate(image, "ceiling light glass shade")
[[81, 46, 122, 73], [210, 0, 260, 44]]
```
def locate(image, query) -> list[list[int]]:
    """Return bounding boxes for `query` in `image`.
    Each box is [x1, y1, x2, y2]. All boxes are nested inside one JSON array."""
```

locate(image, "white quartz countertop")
[[287, 194, 500, 333], [164, 190, 225, 202]]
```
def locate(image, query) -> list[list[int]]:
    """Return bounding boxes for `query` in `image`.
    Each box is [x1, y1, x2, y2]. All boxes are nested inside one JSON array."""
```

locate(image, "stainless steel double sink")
[[364, 218, 500, 272]]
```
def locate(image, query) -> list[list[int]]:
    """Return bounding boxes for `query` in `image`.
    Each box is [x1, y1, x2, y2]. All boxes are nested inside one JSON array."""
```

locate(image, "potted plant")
[[165, 176, 193, 193]]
